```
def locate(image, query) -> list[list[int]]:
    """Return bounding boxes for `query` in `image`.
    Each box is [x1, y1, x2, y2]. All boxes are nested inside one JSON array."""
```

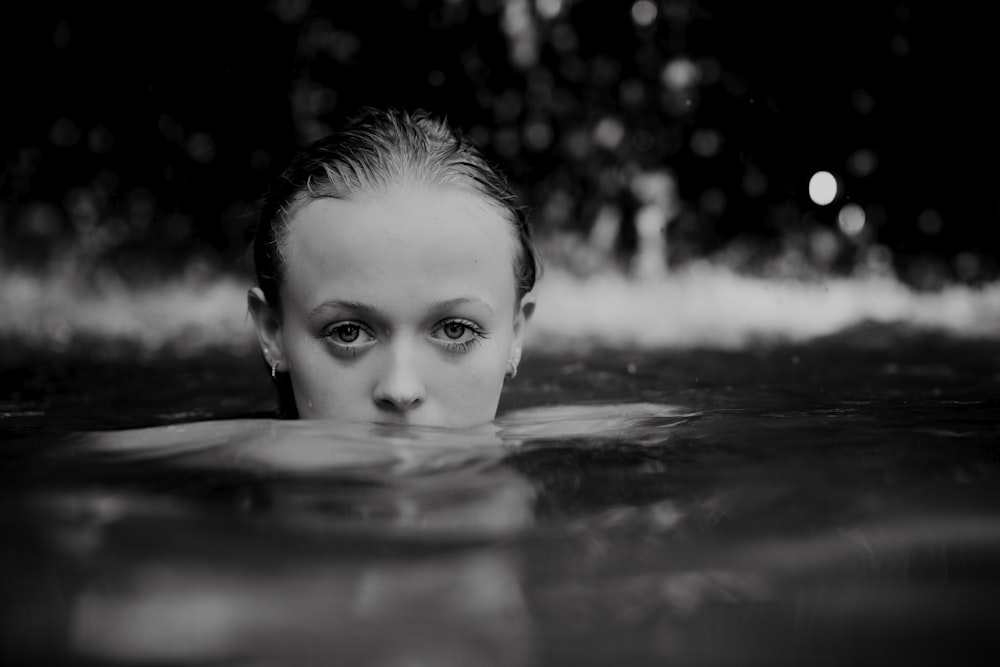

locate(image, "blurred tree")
[[1, 0, 299, 279], [1, 0, 996, 285]]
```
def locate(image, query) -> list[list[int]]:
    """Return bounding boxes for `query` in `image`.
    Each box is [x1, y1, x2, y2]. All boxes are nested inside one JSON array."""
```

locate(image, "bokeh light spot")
[[525, 119, 554, 150], [52, 20, 71, 48], [891, 34, 910, 56], [808, 171, 838, 206], [158, 113, 184, 143], [851, 89, 875, 115], [954, 252, 981, 282], [690, 129, 722, 157], [427, 69, 445, 87], [631, 0, 657, 27], [837, 203, 866, 236], [186, 132, 216, 165], [860, 244, 894, 276], [619, 78, 646, 107], [536, 0, 563, 19], [632, 130, 655, 152], [917, 208, 943, 235], [594, 117, 625, 149], [502, 0, 539, 68], [87, 125, 114, 154], [661, 57, 699, 90], [847, 149, 878, 177], [810, 228, 841, 264], [699, 188, 726, 216], [50, 118, 80, 147], [551, 21, 577, 52]]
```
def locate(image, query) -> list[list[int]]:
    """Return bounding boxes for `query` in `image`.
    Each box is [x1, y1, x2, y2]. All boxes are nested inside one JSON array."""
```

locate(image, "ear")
[[510, 290, 536, 363], [248, 287, 287, 371]]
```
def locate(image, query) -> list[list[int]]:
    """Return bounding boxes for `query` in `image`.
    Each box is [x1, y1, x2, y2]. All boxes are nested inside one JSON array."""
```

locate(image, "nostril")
[[376, 394, 422, 411], [373, 356, 425, 411]]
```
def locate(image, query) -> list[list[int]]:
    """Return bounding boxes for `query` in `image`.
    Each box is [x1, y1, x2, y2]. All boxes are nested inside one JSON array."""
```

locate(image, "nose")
[[372, 343, 426, 415]]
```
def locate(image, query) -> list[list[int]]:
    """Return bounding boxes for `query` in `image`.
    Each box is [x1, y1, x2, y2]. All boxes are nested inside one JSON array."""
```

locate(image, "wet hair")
[[250, 107, 540, 418]]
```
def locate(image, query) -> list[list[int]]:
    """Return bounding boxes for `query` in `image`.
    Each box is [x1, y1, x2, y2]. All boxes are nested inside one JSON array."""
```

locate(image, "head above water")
[[248, 107, 539, 426]]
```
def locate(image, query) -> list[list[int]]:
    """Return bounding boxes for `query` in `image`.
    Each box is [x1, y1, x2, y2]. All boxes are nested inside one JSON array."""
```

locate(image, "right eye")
[[322, 321, 376, 350]]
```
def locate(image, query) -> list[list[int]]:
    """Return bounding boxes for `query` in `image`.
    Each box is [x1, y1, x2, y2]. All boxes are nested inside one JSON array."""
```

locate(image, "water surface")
[[2, 324, 998, 666]]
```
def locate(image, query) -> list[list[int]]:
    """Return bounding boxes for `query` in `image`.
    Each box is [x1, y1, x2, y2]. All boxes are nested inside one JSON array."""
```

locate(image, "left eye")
[[431, 319, 482, 346], [441, 322, 469, 340], [321, 321, 376, 349]]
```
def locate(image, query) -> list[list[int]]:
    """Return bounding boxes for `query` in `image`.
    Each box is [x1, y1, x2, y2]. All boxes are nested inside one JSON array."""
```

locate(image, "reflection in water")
[[71, 544, 532, 666], [5, 417, 545, 666], [3, 352, 1000, 665]]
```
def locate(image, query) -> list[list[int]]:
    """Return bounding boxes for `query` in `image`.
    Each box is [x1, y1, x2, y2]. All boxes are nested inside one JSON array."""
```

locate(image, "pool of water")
[[2, 323, 999, 666]]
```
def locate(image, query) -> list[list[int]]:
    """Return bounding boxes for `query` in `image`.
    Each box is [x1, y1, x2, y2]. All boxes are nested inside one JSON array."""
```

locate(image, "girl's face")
[[251, 186, 533, 427]]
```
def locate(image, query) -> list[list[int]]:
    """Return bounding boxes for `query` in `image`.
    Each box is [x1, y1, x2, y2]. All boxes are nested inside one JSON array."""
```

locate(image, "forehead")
[[279, 186, 518, 309]]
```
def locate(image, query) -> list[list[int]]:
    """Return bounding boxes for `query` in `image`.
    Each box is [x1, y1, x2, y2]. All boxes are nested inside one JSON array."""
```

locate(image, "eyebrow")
[[428, 297, 496, 317], [308, 300, 380, 320], [309, 297, 495, 319]]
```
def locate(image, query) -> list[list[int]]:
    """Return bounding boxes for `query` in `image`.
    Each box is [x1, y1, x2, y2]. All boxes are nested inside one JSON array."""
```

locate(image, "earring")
[[506, 348, 521, 378], [264, 346, 280, 379]]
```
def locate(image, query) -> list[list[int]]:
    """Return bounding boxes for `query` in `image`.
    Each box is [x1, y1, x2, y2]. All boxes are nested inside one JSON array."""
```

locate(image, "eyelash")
[[319, 321, 375, 354], [317, 319, 488, 355], [433, 318, 489, 354]]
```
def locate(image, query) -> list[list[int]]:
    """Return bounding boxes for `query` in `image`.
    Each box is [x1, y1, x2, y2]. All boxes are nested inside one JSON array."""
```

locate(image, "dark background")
[[2, 0, 997, 289]]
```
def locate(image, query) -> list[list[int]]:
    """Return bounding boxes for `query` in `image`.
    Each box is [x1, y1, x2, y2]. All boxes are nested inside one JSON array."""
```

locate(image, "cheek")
[[281, 334, 363, 416], [433, 346, 509, 403], [292, 364, 371, 420]]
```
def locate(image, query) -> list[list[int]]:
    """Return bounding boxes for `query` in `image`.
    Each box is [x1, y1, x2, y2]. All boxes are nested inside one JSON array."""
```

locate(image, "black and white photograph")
[[2, 1, 998, 665]]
